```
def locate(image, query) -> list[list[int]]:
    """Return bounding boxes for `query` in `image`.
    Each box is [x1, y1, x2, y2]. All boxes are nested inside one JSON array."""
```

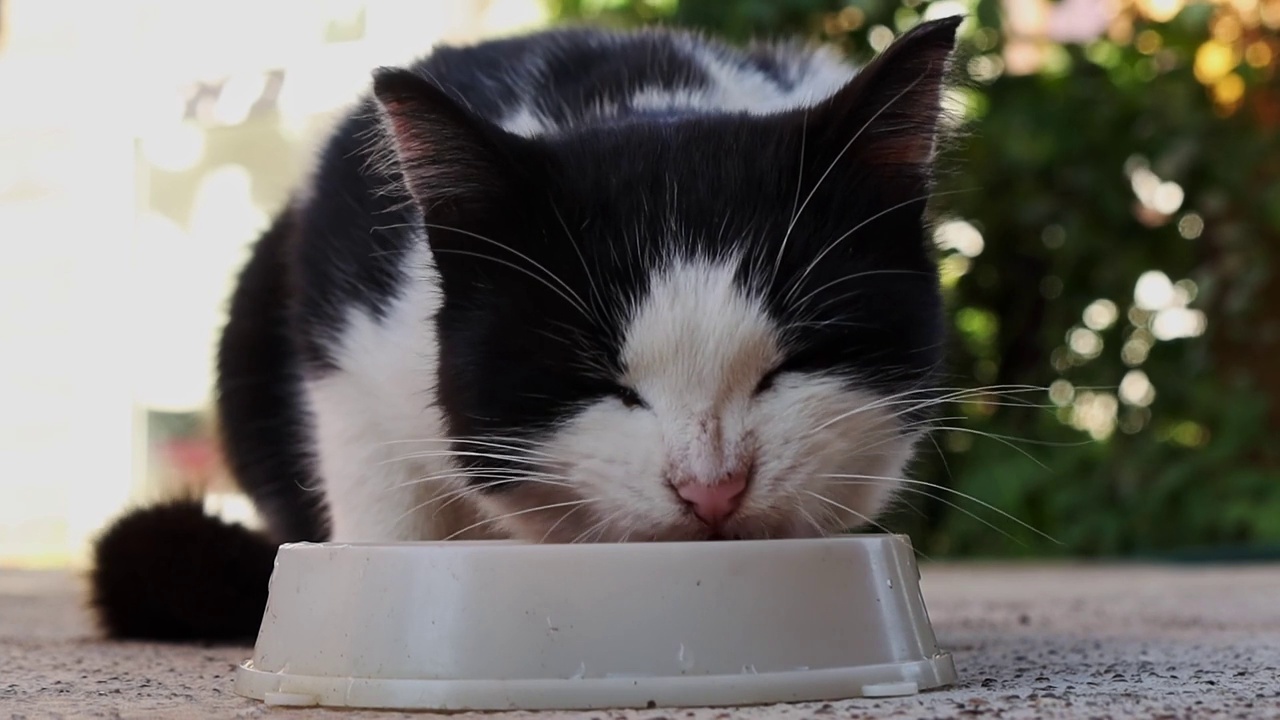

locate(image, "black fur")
[[89, 501, 276, 643], [216, 208, 329, 542]]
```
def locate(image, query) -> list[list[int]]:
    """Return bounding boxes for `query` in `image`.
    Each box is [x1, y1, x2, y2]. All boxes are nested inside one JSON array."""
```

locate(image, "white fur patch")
[[498, 104, 552, 137], [303, 243, 493, 542], [640, 40, 849, 114], [494, 40, 855, 138], [622, 258, 780, 481]]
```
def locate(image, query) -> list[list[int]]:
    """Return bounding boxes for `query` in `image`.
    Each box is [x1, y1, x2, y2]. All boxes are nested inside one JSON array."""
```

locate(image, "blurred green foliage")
[[548, 0, 1280, 557]]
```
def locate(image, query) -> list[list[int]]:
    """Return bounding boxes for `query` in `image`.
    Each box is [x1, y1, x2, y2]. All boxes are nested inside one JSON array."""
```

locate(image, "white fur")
[[497, 40, 855, 138], [498, 103, 552, 137], [304, 243, 493, 542], [665, 41, 853, 115]]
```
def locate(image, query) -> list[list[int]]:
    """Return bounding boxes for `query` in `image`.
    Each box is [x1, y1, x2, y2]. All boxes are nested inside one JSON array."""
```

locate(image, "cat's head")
[[372, 18, 961, 542]]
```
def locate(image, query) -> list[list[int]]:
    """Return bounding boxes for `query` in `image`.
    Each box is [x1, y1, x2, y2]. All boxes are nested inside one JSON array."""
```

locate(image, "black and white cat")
[[91, 17, 963, 641]]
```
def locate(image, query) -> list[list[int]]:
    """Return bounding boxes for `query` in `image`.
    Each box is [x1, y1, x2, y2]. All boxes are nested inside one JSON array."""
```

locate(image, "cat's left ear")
[[806, 16, 963, 190], [372, 68, 525, 213]]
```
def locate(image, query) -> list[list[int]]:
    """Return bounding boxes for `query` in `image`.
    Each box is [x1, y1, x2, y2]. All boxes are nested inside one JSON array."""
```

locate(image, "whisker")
[[383, 470, 572, 494], [428, 477, 572, 517], [786, 268, 933, 320], [859, 480, 1028, 548], [792, 500, 827, 536], [802, 490, 930, 561], [424, 222, 594, 321], [540, 503, 587, 543], [549, 201, 607, 325], [383, 475, 572, 528], [772, 72, 928, 285], [377, 437, 554, 458], [831, 412, 1061, 474], [378, 449, 548, 467], [919, 425, 1052, 470], [570, 509, 623, 544], [431, 248, 593, 322], [820, 473, 1061, 545], [783, 187, 978, 310], [807, 384, 1050, 436], [443, 500, 595, 541]]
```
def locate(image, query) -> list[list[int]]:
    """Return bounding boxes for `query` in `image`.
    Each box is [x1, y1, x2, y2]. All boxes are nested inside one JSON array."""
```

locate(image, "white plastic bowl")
[[234, 536, 956, 711]]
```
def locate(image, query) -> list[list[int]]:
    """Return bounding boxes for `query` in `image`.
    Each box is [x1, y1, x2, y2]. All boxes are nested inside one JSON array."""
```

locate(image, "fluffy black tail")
[[89, 500, 277, 643]]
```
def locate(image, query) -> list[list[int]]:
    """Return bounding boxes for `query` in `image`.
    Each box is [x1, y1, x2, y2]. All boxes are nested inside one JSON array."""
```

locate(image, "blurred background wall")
[[0, 0, 551, 567], [0, 0, 1276, 568]]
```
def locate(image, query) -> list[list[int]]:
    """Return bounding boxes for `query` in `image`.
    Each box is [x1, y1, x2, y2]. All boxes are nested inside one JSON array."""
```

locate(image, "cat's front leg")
[[304, 376, 500, 542]]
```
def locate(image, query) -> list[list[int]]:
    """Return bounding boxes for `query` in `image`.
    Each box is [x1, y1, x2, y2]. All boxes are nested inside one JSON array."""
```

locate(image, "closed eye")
[[754, 366, 785, 396], [613, 384, 649, 410]]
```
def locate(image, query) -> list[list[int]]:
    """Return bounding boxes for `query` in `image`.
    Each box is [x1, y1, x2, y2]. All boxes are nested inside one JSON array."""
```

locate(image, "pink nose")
[[673, 470, 749, 525]]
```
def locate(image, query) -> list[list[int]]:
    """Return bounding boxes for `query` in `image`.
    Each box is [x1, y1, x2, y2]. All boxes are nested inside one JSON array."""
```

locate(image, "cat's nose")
[[673, 469, 749, 526]]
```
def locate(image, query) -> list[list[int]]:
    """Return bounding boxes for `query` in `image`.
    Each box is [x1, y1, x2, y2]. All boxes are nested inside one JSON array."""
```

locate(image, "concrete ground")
[[3, 563, 1278, 719]]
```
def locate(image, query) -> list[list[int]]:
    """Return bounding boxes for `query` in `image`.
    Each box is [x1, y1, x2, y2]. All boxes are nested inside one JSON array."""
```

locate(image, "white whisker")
[[431, 248, 593, 322], [378, 449, 548, 467], [783, 187, 977, 310], [423, 222, 594, 322], [443, 500, 595, 541], [428, 477, 570, 517], [772, 72, 928, 285], [807, 384, 1049, 436], [377, 437, 554, 458], [802, 490, 928, 560], [570, 510, 622, 544], [383, 470, 571, 494], [540, 504, 587, 543], [820, 472, 1061, 545]]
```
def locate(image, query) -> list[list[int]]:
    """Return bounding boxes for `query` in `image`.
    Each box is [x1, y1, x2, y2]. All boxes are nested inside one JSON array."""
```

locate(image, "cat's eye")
[[614, 385, 648, 410], [754, 367, 784, 396]]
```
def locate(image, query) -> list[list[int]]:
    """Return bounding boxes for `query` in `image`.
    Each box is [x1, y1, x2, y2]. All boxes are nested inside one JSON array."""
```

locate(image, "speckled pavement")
[[4, 563, 1278, 719]]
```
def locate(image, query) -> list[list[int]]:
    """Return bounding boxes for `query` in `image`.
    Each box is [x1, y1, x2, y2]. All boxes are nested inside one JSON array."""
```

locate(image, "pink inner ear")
[[380, 100, 431, 169], [815, 17, 960, 173], [858, 58, 953, 171], [865, 124, 936, 167]]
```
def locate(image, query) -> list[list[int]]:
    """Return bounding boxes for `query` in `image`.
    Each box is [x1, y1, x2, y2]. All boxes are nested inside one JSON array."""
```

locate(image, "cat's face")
[[374, 18, 960, 542]]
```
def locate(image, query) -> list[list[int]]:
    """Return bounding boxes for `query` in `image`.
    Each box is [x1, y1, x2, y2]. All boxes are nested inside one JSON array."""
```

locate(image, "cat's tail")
[[89, 500, 276, 643]]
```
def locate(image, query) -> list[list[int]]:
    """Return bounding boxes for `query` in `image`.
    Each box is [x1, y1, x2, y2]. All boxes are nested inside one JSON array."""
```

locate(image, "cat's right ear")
[[371, 68, 517, 213]]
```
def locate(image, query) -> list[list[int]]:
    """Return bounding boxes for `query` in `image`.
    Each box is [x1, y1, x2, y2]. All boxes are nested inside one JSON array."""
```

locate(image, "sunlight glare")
[[140, 123, 207, 172], [1068, 327, 1104, 358], [1152, 307, 1208, 340], [1083, 298, 1119, 331], [1070, 391, 1119, 440], [1049, 378, 1076, 407], [1134, 270, 1175, 310], [933, 219, 986, 257], [213, 73, 270, 126], [1119, 370, 1156, 407]]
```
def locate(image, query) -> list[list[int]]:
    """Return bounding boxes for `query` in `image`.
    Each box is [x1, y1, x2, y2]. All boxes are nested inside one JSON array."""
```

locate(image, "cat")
[[90, 17, 963, 642]]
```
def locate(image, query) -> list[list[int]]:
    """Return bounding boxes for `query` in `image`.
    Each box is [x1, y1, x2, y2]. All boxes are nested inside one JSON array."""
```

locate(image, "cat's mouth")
[[472, 477, 831, 543], [685, 511, 824, 542]]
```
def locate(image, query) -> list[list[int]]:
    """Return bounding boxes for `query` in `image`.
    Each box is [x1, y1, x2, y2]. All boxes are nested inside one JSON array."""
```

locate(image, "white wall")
[[0, 0, 549, 568]]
